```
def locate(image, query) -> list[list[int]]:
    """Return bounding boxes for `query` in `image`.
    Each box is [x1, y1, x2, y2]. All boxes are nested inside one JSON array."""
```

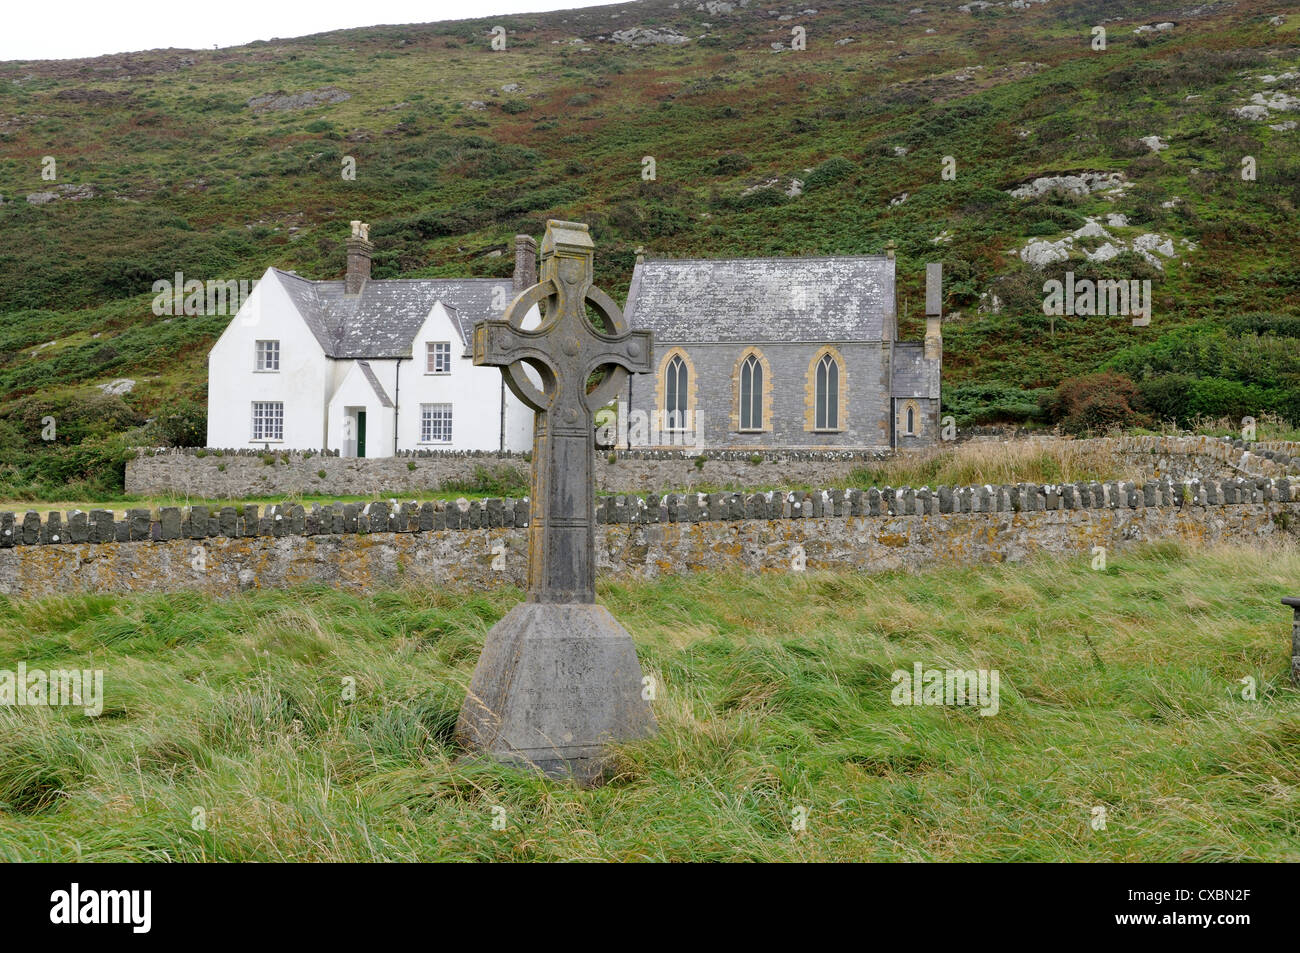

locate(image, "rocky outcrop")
[[1007, 171, 1127, 200], [26, 184, 96, 205], [247, 86, 351, 112], [1018, 217, 1190, 270], [607, 27, 690, 46]]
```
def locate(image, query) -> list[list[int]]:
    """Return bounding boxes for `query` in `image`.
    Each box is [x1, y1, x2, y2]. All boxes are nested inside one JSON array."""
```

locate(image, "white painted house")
[[207, 224, 540, 455]]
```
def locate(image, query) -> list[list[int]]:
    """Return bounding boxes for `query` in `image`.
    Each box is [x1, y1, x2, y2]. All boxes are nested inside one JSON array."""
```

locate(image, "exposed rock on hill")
[[247, 86, 351, 112], [26, 183, 96, 204], [607, 27, 690, 45], [1007, 172, 1127, 199]]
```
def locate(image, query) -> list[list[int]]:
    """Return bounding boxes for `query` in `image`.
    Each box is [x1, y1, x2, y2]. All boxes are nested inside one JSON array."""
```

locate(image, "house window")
[[664, 355, 688, 430], [815, 354, 839, 430], [421, 403, 452, 443], [739, 354, 763, 431], [251, 401, 283, 441], [426, 341, 451, 374], [255, 340, 280, 372]]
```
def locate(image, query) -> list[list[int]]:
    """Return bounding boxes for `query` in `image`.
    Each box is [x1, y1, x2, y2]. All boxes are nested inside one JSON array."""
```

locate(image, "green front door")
[[357, 410, 367, 458]]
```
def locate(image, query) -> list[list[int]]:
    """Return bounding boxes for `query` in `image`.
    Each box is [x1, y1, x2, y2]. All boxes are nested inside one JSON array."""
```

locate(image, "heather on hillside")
[[0, 1, 1297, 493]]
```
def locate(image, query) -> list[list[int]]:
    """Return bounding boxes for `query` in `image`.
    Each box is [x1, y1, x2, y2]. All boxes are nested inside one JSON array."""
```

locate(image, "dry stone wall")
[[124, 435, 1300, 499], [3, 475, 1297, 597], [1096, 434, 1300, 482], [124, 447, 890, 497]]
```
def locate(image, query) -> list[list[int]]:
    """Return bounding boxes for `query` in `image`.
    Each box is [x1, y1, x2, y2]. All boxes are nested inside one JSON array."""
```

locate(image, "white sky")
[[2, 0, 620, 61]]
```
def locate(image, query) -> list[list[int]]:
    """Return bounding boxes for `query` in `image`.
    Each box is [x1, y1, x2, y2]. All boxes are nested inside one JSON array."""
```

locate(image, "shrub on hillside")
[[1136, 373, 1196, 424], [1044, 372, 1145, 434], [145, 398, 206, 448], [503, 186, 582, 217], [712, 152, 752, 175], [1136, 371, 1298, 429], [1106, 325, 1300, 393], [943, 382, 1048, 426], [6, 392, 142, 448], [715, 187, 786, 211], [802, 156, 855, 191], [1228, 312, 1300, 338], [1178, 377, 1288, 424], [0, 435, 134, 499]]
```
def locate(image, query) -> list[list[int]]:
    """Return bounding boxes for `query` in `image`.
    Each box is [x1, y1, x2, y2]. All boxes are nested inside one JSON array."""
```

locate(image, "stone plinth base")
[[455, 602, 655, 784]]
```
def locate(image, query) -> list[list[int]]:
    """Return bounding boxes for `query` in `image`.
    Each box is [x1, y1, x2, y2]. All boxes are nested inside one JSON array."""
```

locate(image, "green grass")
[[0, 540, 1296, 860]]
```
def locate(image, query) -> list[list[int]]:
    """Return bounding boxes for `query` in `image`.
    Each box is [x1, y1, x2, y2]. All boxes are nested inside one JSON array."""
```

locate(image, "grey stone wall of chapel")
[[617, 253, 941, 451], [617, 341, 898, 450]]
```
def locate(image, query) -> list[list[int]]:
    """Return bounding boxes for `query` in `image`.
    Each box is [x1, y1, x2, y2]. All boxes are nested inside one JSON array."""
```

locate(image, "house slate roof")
[[272, 268, 511, 359], [355, 361, 394, 408], [624, 255, 895, 343]]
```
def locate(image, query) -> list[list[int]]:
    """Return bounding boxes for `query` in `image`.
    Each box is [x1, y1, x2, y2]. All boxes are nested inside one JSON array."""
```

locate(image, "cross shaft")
[[472, 220, 652, 603]]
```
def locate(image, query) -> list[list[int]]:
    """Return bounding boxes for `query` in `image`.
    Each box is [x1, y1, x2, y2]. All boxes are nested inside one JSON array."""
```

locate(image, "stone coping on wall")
[[1097, 433, 1299, 468], [2, 475, 1295, 548]]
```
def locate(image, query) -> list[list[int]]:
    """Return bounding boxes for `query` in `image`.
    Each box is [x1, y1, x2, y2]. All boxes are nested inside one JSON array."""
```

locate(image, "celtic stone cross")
[[456, 220, 656, 783], [472, 220, 652, 603]]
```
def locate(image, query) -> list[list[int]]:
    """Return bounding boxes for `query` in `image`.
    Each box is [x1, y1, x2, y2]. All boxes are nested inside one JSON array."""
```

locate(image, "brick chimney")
[[924, 262, 943, 361], [513, 234, 537, 292], [345, 221, 372, 295]]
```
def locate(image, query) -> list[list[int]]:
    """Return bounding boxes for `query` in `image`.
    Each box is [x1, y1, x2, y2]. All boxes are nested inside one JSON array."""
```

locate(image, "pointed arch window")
[[906, 405, 916, 435], [665, 354, 688, 430], [815, 354, 839, 430], [739, 354, 764, 431]]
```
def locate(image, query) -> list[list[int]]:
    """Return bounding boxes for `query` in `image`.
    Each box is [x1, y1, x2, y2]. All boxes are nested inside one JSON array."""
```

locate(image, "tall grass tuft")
[[848, 438, 1139, 489]]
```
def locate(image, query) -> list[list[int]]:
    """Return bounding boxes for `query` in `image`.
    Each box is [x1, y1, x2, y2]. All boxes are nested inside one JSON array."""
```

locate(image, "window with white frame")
[[255, 340, 280, 371], [421, 403, 452, 443], [426, 341, 452, 374], [251, 401, 284, 441]]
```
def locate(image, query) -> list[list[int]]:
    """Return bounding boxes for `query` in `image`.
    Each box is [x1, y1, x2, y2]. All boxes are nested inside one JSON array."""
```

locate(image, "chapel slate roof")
[[624, 256, 895, 343], [272, 268, 511, 359]]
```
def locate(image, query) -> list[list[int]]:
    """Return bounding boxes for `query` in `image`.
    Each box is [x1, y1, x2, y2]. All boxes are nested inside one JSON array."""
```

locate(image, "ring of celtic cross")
[[497, 277, 631, 414]]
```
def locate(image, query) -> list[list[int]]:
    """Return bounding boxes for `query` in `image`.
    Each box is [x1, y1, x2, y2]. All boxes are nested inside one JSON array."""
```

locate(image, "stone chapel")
[[615, 248, 943, 450]]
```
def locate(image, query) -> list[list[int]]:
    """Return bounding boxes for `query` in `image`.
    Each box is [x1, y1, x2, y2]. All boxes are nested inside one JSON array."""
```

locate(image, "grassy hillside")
[[0, 0, 1298, 496], [1, 542, 1296, 861]]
